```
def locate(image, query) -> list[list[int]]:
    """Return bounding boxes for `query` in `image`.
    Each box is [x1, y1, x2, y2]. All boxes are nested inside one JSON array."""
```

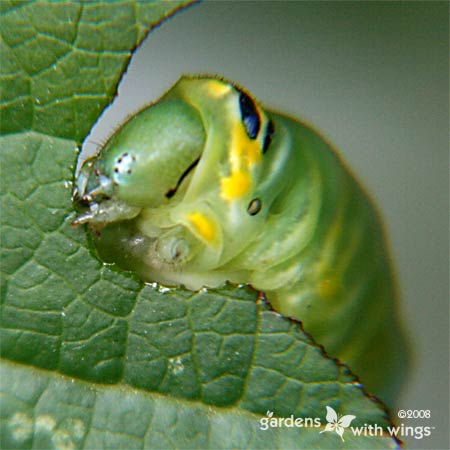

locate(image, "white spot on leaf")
[[65, 418, 86, 440], [52, 430, 75, 450], [168, 356, 185, 375], [8, 411, 33, 442], [36, 414, 56, 432]]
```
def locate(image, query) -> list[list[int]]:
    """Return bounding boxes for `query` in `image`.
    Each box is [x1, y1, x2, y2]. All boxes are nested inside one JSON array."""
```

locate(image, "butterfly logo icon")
[[320, 406, 356, 441]]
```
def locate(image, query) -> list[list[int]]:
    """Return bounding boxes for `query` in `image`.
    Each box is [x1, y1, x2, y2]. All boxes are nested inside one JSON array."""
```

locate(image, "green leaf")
[[0, 0, 193, 141], [1, 360, 397, 450], [0, 1, 398, 448]]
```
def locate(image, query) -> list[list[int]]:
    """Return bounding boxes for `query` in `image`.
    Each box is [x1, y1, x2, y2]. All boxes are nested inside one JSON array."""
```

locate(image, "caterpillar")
[[74, 75, 409, 404]]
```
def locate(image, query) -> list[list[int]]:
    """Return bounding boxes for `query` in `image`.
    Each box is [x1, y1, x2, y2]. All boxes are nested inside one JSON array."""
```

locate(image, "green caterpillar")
[[74, 75, 408, 404]]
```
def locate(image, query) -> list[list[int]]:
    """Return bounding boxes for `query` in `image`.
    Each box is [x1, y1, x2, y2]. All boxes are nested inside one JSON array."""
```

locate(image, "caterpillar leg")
[[72, 199, 140, 226]]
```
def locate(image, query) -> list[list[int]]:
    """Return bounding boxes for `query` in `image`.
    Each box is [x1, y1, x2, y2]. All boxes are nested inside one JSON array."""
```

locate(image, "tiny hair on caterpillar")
[[73, 75, 409, 404]]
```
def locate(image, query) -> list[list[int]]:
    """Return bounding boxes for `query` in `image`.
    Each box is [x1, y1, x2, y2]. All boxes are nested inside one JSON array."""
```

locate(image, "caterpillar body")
[[74, 75, 408, 404]]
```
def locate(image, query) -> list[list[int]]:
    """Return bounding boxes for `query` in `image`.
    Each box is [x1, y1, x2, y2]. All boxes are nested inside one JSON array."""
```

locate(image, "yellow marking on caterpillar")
[[205, 80, 232, 98], [220, 170, 251, 200], [220, 120, 262, 201], [187, 212, 216, 243], [230, 122, 261, 167]]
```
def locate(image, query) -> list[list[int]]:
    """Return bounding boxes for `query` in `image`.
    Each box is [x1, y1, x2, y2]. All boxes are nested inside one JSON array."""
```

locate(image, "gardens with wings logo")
[[258, 405, 435, 441]]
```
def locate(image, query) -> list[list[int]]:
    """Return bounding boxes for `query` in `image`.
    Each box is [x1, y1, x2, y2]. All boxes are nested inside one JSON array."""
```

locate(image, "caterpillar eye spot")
[[247, 198, 262, 215], [238, 91, 260, 139], [127, 169, 132, 174], [114, 168, 119, 173]]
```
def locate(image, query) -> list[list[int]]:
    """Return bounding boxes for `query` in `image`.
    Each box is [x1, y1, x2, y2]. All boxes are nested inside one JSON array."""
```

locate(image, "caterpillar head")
[[73, 75, 276, 288]]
